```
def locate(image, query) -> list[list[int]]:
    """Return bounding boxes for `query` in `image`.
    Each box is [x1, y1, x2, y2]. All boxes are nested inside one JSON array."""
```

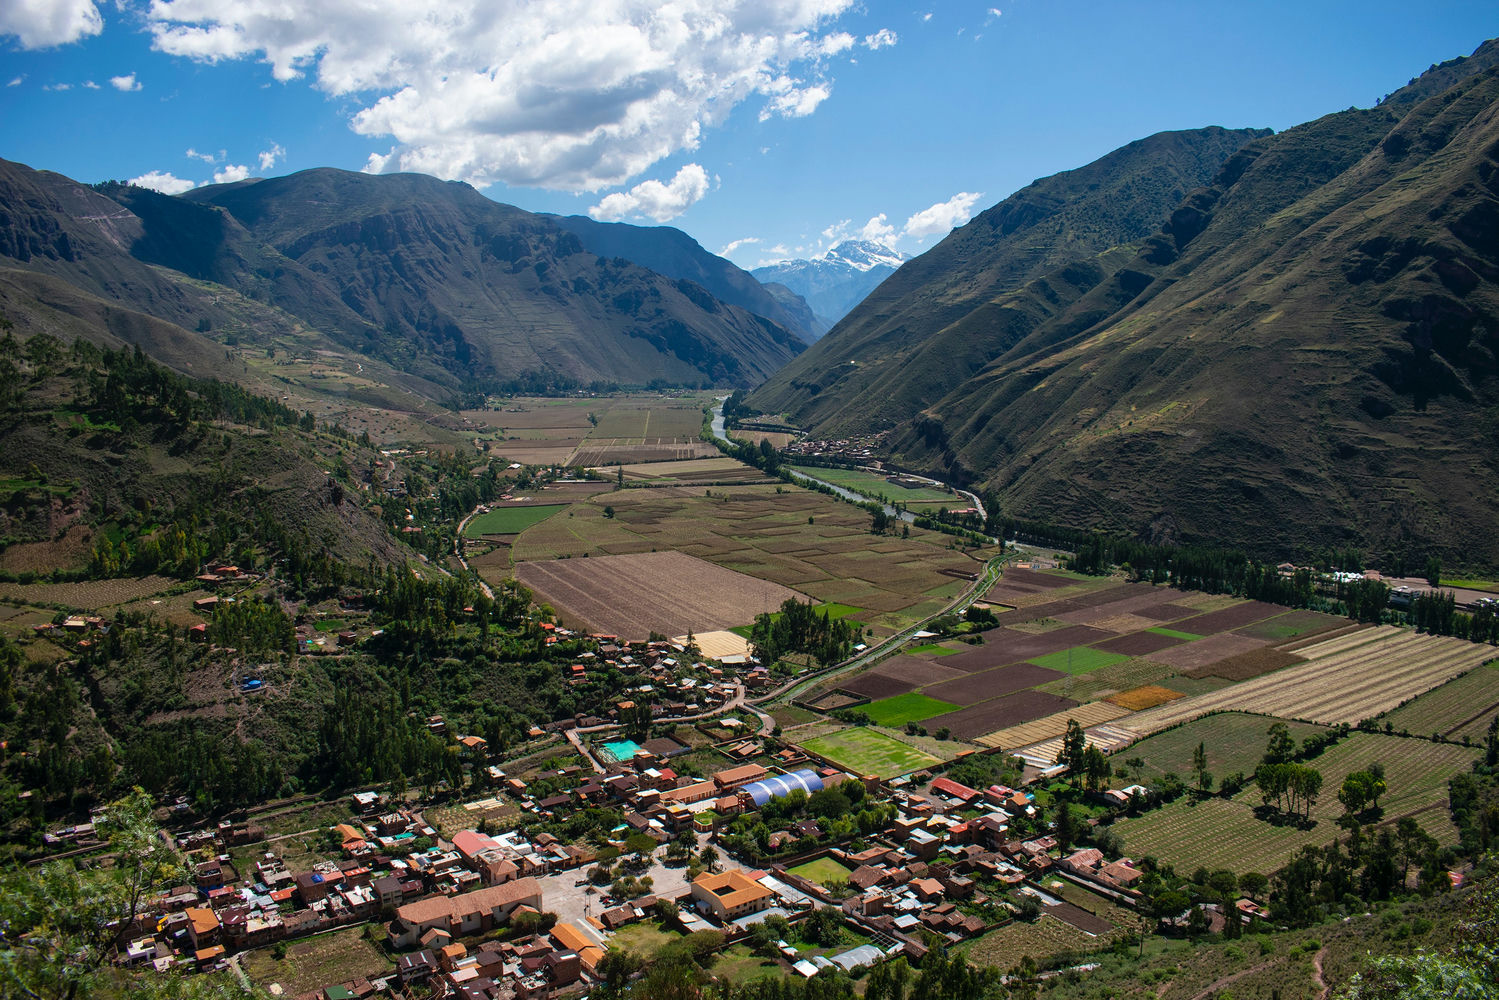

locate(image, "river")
[[711, 398, 988, 528]]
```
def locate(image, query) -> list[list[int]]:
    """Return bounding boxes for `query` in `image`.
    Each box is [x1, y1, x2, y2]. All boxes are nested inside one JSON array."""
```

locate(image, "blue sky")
[[2, 1, 1494, 269]]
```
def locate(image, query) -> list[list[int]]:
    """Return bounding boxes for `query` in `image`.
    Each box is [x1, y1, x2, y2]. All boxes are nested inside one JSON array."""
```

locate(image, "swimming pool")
[[601, 739, 643, 763]]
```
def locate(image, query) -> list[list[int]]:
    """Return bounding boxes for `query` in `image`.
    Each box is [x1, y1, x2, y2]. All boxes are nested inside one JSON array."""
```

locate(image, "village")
[[67, 611, 1287, 1000]]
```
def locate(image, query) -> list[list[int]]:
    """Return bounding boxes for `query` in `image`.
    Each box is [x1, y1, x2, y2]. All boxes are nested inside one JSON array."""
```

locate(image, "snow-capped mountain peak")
[[821, 239, 906, 272]]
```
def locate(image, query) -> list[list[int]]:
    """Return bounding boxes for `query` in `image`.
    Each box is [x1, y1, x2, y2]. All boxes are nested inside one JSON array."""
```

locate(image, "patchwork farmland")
[[507, 482, 990, 638], [1110, 732, 1479, 873], [513, 550, 804, 638], [793, 563, 1491, 778]]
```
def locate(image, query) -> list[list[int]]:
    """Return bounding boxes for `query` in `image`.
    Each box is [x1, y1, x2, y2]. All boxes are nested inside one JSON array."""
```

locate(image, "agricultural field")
[[464, 503, 568, 536], [1110, 732, 1479, 874], [1121, 712, 1329, 782], [787, 466, 960, 505], [1124, 628, 1497, 734], [469, 394, 718, 466], [961, 913, 1112, 969], [241, 924, 393, 995], [1029, 646, 1130, 675], [514, 550, 804, 638], [787, 856, 854, 887], [0, 574, 182, 610], [1380, 661, 1499, 741], [602, 457, 766, 484], [975, 701, 1129, 750], [800, 726, 944, 778], [862, 693, 959, 727], [507, 483, 991, 637]]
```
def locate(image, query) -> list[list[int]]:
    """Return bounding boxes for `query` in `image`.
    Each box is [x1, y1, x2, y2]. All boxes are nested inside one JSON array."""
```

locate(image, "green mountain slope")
[[184, 168, 804, 388], [0, 161, 804, 394], [748, 126, 1270, 429], [757, 42, 1499, 569]]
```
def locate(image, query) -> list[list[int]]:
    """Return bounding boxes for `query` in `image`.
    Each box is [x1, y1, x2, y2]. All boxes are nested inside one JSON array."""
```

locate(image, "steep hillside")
[[749, 127, 1269, 428], [185, 169, 804, 388], [0, 161, 804, 394], [547, 214, 821, 342], [752, 239, 907, 330], [777, 44, 1499, 569]]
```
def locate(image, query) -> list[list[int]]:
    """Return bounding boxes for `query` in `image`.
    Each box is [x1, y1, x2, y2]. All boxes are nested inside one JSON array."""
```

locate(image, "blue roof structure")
[[741, 768, 824, 807]]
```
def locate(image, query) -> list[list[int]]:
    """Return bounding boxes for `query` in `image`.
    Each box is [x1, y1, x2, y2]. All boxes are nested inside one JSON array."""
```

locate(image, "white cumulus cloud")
[[145, 0, 879, 192], [213, 163, 250, 184], [0, 0, 102, 48], [863, 28, 896, 49], [130, 170, 196, 195], [903, 191, 983, 238], [257, 142, 285, 170], [588, 163, 709, 222], [109, 73, 142, 91], [858, 213, 895, 243], [7, 75, 25, 87], [186, 147, 221, 163], [719, 236, 760, 256]]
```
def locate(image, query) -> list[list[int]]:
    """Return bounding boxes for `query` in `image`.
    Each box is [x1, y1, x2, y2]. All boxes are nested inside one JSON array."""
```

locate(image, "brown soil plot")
[[869, 655, 969, 687], [1150, 633, 1271, 670], [1095, 630, 1185, 656], [1172, 600, 1285, 635], [1106, 685, 1185, 711], [924, 663, 1068, 708], [926, 690, 1080, 740], [515, 550, 804, 638], [942, 625, 1118, 673], [840, 672, 919, 699], [998, 567, 1075, 590], [1187, 646, 1306, 681], [1133, 602, 1200, 621]]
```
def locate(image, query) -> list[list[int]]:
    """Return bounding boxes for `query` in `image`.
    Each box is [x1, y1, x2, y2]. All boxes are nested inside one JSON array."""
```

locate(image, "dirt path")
[[1313, 945, 1330, 1000], [1184, 959, 1276, 1000]]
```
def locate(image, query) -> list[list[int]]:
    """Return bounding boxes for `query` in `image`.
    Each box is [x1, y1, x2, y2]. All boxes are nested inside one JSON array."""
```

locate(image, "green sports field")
[[1029, 646, 1130, 675], [862, 692, 958, 726], [465, 505, 569, 536], [800, 727, 943, 779]]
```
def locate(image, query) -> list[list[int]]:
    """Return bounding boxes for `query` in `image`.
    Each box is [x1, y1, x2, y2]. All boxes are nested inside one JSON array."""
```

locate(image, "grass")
[[710, 943, 783, 983], [1381, 661, 1499, 741], [1148, 627, 1205, 641], [863, 692, 960, 726], [1443, 578, 1499, 593], [909, 642, 958, 656], [788, 856, 854, 887], [800, 727, 944, 779], [610, 921, 685, 960], [465, 504, 569, 536], [1029, 646, 1130, 675], [1124, 712, 1329, 782], [241, 925, 392, 995], [1111, 732, 1479, 874], [787, 465, 957, 505]]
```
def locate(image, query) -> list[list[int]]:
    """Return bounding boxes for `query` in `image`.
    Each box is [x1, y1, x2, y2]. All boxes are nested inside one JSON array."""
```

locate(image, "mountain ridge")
[[752, 239, 908, 330]]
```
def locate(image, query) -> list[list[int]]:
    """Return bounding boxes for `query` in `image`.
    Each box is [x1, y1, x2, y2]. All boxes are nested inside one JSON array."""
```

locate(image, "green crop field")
[[1030, 646, 1130, 675], [1111, 732, 1478, 874], [788, 465, 958, 505], [1148, 627, 1205, 641], [801, 727, 944, 779], [1123, 712, 1329, 781], [788, 856, 854, 887], [863, 693, 959, 726], [909, 643, 958, 656], [466, 504, 568, 536], [1381, 662, 1499, 741]]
